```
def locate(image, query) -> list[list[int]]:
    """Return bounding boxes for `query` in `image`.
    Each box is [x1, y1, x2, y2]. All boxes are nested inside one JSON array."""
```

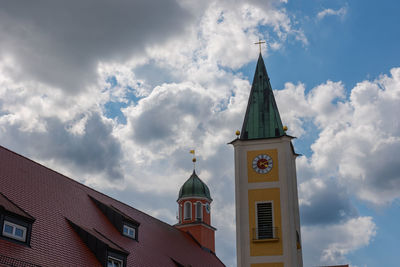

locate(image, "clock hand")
[[259, 161, 268, 167]]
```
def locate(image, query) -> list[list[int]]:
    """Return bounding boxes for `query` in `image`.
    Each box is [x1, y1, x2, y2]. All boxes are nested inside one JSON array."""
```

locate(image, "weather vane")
[[190, 149, 196, 170], [254, 39, 266, 54]]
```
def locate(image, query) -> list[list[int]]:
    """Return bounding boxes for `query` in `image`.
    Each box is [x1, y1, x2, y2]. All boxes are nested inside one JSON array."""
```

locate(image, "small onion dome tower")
[[175, 170, 216, 253]]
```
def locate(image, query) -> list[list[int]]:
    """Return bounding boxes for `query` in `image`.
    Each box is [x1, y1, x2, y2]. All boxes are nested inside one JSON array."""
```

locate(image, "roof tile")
[[0, 146, 224, 267]]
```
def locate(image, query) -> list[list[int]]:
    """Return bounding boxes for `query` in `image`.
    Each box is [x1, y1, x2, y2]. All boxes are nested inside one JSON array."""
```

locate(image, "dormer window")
[[89, 195, 140, 242], [67, 219, 128, 267], [122, 224, 136, 240], [107, 256, 123, 267], [2, 220, 27, 242], [0, 192, 35, 246]]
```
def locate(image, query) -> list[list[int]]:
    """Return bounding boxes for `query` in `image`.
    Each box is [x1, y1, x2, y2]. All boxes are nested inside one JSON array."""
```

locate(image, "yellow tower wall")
[[248, 188, 283, 256], [232, 136, 303, 267]]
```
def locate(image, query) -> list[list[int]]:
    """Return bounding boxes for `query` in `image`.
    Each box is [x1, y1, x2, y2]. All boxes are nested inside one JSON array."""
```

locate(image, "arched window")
[[184, 202, 192, 220], [195, 202, 203, 221]]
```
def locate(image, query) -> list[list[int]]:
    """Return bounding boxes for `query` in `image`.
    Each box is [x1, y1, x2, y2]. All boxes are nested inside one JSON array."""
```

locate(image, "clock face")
[[205, 203, 211, 214], [252, 154, 273, 174]]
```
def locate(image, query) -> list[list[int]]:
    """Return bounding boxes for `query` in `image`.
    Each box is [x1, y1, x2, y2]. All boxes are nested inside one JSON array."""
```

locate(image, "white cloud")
[[275, 68, 400, 206], [302, 216, 376, 266], [275, 80, 350, 137], [146, 0, 307, 72], [309, 68, 400, 205], [0, 0, 193, 92], [317, 6, 348, 20], [0, 59, 104, 132], [273, 70, 399, 265], [1, 0, 397, 266]]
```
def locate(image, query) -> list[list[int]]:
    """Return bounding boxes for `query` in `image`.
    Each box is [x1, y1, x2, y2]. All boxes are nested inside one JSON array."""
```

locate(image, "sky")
[[0, 0, 399, 266]]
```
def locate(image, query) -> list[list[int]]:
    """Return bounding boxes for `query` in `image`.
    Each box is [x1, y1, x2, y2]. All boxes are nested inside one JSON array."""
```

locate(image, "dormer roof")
[[0, 145, 224, 267]]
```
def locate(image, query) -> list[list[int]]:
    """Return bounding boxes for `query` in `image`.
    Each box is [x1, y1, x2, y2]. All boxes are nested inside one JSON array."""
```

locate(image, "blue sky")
[[0, 0, 399, 266], [267, 1, 400, 266], [247, 0, 400, 91]]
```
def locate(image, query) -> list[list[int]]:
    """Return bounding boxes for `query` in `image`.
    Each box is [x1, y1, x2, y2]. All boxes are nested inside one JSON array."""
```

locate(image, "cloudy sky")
[[1, 0, 399, 266]]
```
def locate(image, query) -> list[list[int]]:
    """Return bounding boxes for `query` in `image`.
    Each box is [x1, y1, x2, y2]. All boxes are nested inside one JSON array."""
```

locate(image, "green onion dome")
[[178, 170, 212, 201]]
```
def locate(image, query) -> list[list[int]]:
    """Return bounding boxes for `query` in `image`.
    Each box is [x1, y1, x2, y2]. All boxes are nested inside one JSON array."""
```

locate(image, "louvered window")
[[256, 202, 273, 239]]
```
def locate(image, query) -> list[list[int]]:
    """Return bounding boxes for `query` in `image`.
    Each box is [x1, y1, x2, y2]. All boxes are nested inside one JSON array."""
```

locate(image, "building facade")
[[231, 53, 303, 267], [0, 146, 224, 267]]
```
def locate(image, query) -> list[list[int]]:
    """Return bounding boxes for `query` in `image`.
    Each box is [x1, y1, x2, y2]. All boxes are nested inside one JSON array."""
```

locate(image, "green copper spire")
[[240, 53, 285, 140]]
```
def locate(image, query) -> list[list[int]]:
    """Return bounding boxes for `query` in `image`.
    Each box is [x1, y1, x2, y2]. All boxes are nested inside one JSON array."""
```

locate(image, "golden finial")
[[190, 149, 196, 170], [283, 126, 288, 132], [235, 130, 240, 138], [254, 39, 266, 54]]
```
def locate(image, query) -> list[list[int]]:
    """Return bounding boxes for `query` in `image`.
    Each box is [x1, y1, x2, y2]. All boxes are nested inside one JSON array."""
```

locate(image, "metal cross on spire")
[[254, 40, 266, 54]]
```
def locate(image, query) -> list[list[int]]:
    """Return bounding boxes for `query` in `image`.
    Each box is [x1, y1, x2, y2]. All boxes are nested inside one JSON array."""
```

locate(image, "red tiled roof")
[[109, 204, 139, 225], [0, 192, 34, 221], [67, 218, 129, 254], [0, 146, 225, 267]]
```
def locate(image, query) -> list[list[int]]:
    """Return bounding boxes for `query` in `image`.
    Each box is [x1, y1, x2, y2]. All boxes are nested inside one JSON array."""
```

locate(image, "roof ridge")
[[0, 191, 35, 220], [182, 231, 225, 266], [0, 145, 226, 266], [109, 204, 140, 225], [92, 228, 129, 254], [0, 145, 181, 231]]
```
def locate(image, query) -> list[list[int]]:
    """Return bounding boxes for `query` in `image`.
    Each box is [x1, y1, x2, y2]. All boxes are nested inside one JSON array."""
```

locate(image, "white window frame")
[[122, 224, 136, 239], [195, 201, 203, 221], [179, 205, 182, 222], [2, 220, 27, 242], [255, 201, 274, 239], [184, 201, 192, 221], [107, 256, 123, 267]]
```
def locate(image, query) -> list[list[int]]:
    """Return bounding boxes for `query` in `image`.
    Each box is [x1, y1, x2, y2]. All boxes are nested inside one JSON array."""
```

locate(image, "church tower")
[[231, 53, 303, 267], [175, 170, 216, 253]]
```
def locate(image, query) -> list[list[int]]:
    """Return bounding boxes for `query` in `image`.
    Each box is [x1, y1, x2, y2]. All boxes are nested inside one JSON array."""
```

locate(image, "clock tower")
[[230, 53, 303, 267]]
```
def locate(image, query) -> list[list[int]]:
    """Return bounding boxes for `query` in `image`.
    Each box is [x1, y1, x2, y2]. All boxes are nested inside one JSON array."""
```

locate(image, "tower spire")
[[231, 55, 303, 267], [240, 53, 284, 140]]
